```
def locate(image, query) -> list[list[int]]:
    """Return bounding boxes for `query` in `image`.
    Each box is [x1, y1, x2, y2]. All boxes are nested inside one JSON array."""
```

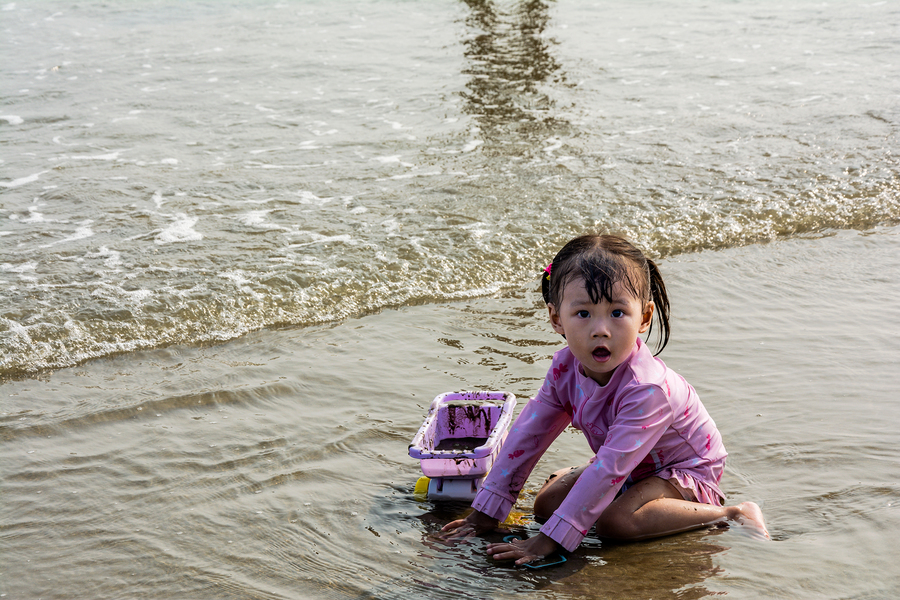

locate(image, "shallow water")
[[1, 0, 898, 375], [3, 227, 899, 599], [2, 1, 900, 598]]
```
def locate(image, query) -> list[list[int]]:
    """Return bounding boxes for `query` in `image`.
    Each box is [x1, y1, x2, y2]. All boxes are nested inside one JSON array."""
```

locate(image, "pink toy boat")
[[409, 391, 517, 501]]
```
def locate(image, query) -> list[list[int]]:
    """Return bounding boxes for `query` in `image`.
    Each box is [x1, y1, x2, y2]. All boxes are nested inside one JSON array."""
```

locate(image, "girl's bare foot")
[[730, 501, 770, 539]]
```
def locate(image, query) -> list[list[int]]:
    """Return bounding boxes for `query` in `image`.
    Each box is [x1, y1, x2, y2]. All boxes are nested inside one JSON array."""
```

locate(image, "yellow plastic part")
[[502, 511, 529, 526], [413, 476, 431, 500]]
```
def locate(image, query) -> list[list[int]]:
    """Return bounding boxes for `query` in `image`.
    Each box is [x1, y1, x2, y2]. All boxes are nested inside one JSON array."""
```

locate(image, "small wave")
[[0, 170, 48, 188], [287, 233, 355, 248], [387, 169, 443, 180], [294, 190, 333, 205], [40, 221, 94, 248], [66, 152, 121, 161], [91, 283, 152, 305], [237, 210, 287, 231], [1, 262, 36, 274], [85, 247, 123, 269], [155, 214, 202, 244]]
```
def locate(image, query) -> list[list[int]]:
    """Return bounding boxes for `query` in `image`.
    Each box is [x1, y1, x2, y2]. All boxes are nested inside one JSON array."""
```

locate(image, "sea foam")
[[155, 214, 202, 244], [1, 170, 48, 188]]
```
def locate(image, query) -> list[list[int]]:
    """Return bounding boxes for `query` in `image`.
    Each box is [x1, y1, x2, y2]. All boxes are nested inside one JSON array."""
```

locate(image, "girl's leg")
[[596, 476, 769, 540], [534, 470, 768, 539], [533, 464, 589, 520]]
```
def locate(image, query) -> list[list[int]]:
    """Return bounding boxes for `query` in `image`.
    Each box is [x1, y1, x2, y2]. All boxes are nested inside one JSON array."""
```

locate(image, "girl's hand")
[[486, 532, 559, 566], [440, 509, 500, 539]]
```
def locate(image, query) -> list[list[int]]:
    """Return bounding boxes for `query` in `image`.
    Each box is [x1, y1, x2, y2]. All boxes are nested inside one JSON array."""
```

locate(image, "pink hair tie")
[[544, 263, 552, 279]]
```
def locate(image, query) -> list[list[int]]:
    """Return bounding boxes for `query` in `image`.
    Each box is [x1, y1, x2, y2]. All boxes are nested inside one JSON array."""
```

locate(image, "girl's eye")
[[577, 310, 590, 318], [611, 309, 624, 318]]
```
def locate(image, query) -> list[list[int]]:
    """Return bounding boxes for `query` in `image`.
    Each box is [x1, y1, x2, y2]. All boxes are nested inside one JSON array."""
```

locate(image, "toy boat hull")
[[409, 391, 516, 500]]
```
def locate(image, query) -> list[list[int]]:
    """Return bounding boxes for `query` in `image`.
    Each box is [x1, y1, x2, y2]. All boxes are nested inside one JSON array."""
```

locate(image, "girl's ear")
[[638, 301, 655, 334], [548, 304, 566, 336]]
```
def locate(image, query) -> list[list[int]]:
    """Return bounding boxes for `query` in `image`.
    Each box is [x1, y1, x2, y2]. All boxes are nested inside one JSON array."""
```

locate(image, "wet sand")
[[2, 226, 899, 599]]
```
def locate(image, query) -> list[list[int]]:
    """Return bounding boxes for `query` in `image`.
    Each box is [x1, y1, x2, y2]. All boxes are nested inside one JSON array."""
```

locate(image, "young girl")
[[442, 234, 768, 565]]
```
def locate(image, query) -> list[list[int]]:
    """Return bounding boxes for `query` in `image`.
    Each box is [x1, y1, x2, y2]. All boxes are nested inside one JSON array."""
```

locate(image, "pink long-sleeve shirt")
[[472, 337, 727, 551]]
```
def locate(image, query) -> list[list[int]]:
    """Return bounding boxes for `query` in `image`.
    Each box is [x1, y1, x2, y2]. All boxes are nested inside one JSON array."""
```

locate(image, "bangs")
[[578, 253, 647, 305], [548, 243, 648, 307]]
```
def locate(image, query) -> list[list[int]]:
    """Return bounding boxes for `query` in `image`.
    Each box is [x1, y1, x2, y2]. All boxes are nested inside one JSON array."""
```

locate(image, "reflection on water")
[[2, 228, 900, 598], [460, 0, 569, 149], [534, 532, 728, 599], [415, 504, 729, 599], [1, 0, 898, 375], [2, 0, 900, 595]]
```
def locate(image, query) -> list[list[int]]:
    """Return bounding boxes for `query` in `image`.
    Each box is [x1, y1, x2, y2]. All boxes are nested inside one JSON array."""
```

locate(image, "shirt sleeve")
[[539, 383, 675, 551], [471, 374, 572, 522]]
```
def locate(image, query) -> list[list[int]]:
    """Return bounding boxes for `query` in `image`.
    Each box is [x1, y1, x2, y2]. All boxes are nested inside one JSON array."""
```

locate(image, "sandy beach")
[[3, 226, 898, 599], [2, 1, 898, 597]]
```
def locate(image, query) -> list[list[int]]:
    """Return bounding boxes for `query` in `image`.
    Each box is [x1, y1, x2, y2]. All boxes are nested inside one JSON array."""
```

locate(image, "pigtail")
[[646, 258, 670, 355], [540, 263, 552, 304]]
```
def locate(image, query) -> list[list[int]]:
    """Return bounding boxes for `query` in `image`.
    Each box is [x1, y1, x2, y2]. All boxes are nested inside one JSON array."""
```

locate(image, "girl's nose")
[[592, 317, 610, 337]]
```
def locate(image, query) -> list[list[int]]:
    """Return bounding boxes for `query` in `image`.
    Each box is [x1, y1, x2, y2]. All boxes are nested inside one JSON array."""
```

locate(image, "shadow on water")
[[459, 0, 571, 152], [405, 502, 729, 599]]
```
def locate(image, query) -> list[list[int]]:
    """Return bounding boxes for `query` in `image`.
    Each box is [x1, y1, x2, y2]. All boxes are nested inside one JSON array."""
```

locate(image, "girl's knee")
[[596, 510, 642, 540], [533, 475, 565, 519], [533, 490, 556, 520], [534, 465, 583, 520]]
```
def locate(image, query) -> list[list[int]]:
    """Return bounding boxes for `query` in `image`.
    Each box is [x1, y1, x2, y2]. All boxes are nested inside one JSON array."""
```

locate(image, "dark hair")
[[540, 234, 671, 354]]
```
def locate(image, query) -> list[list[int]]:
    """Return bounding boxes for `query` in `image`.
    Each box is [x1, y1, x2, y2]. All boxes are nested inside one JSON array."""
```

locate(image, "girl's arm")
[[444, 351, 572, 540], [471, 393, 571, 522], [541, 384, 674, 550]]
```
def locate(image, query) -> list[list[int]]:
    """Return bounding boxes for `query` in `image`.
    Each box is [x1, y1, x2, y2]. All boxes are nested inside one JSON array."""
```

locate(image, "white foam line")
[[0, 170, 49, 188], [288, 234, 354, 248], [296, 190, 333, 205], [244, 163, 286, 169], [237, 209, 289, 231], [1, 261, 36, 273], [40, 221, 94, 248], [625, 127, 663, 135], [543, 137, 563, 153], [249, 147, 285, 155], [388, 170, 442, 180], [155, 214, 202, 244], [68, 151, 121, 161], [0, 115, 23, 125]]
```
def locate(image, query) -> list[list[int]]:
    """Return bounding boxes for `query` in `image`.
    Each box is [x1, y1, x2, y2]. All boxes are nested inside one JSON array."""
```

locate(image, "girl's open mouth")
[[592, 347, 611, 361]]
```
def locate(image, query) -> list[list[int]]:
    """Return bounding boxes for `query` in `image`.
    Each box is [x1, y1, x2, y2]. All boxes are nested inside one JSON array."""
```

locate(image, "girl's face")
[[548, 276, 654, 386]]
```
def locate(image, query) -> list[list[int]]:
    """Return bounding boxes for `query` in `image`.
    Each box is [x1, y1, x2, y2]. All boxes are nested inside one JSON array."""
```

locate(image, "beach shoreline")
[[3, 226, 899, 599]]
